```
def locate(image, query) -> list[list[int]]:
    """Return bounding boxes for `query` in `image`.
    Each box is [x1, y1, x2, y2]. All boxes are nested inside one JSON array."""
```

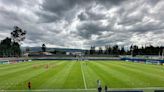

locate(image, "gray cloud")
[[77, 21, 109, 39], [0, 0, 23, 6], [0, 0, 164, 49]]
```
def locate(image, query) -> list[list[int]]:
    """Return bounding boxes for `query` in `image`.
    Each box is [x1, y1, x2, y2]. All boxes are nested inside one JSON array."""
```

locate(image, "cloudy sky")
[[0, 0, 164, 49]]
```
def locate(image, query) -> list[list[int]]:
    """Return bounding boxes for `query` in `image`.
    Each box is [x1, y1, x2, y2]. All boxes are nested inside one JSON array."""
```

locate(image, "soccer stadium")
[[1, 0, 164, 92], [1, 56, 164, 92]]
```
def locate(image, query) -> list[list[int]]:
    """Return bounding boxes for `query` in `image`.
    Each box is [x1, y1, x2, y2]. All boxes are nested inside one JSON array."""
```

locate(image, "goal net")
[[0, 60, 9, 64]]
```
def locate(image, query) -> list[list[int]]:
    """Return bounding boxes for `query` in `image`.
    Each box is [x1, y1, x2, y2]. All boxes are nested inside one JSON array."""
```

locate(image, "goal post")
[[0, 60, 9, 64]]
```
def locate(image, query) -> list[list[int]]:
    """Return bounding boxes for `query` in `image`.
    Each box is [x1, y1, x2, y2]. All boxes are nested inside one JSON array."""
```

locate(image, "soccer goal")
[[0, 60, 9, 64]]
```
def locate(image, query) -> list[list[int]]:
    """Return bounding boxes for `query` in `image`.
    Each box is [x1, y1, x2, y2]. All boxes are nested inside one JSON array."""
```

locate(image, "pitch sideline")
[[80, 61, 87, 89]]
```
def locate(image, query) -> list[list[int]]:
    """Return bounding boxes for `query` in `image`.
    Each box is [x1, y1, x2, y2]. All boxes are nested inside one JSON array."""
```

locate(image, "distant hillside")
[[21, 47, 86, 52]]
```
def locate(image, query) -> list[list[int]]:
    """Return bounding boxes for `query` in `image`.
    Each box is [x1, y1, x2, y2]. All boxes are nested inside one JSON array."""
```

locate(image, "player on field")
[[97, 80, 101, 87], [97, 80, 102, 92], [98, 86, 102, 92], [28, 81, 31, 90]]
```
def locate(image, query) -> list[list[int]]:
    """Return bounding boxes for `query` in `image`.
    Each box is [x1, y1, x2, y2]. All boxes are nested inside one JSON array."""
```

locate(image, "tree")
[[26, 47, 30, 52], [104, 45, 112, 55], [0, 26, 26, 57], [42, 44, 46, 52], [11, 26, 26, 43], [0, 37, 12, 57], [120, 46, 125, 55], [12, 42, 21, 56], [112, 45, 119, 55], [133, 45, 138, 56], [90, 46, 95, 55], [11, 26, 26, 56], [98, 47, 103, 54]]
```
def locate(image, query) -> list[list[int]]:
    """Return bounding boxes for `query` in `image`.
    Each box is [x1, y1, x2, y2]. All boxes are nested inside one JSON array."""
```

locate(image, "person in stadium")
[[97, 80, 101, 87], [97, 80, 102, 92], [105, 85, 108, 92], [98, 85, 102, 92], [28, 81, 31, 90]]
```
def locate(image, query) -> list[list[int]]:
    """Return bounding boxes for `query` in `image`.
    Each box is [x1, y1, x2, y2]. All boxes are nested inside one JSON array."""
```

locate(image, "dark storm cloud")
[[42, 0, 76, 14], [97, 0, 126, 7], [39, 0, 93, 22], [77, 9, 106, 21], [0, 0, 164, 48], [0, 0, 23, 6], [77, 21, 109, 39], [37, 11, 59, 23], [40, 0, 124, 22]]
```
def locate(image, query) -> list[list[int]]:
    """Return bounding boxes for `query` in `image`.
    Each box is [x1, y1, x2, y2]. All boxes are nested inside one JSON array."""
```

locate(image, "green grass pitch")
[[0, 60, 164, 91]]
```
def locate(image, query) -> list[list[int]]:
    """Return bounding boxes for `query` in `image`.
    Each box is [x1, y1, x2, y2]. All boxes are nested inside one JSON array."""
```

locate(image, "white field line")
[[2, 87, 164, 91], [80, 62, 87, 89], [109, 87, 164, 90], [2, 89, 96, 91]]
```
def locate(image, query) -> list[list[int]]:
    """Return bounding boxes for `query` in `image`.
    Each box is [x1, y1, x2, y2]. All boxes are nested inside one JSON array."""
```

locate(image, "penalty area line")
[[80, 62, 87, 90]]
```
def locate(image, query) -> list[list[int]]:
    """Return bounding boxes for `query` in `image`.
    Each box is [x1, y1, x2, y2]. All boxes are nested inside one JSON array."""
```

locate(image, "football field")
[[1, 60, 164, 92]]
